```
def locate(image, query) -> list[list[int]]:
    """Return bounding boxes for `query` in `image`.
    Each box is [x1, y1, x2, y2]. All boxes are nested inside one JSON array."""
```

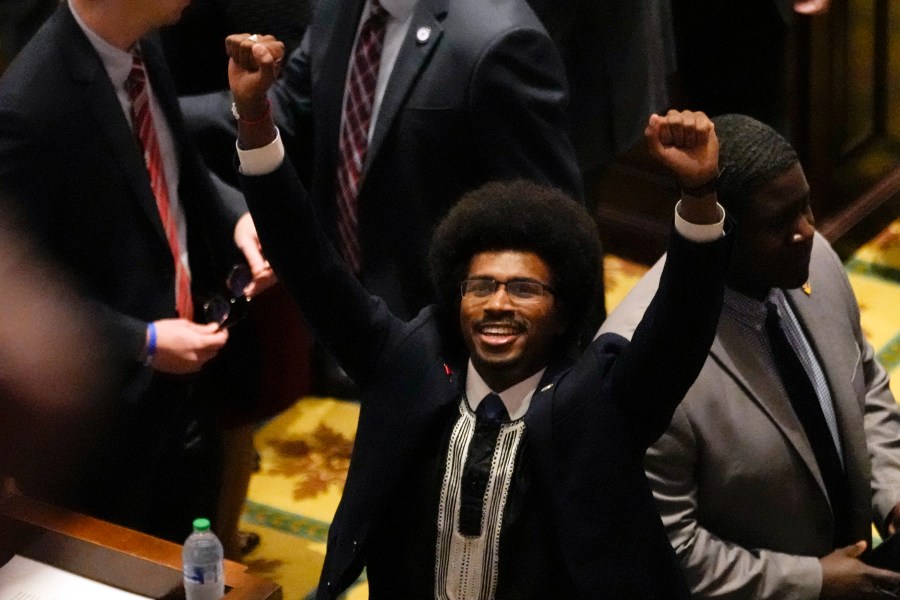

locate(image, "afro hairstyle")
[[429, 180, 602, 352]]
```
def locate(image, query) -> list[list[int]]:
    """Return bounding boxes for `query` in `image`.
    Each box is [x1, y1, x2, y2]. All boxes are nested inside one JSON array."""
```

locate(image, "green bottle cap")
[[192, 518, 211, 532]]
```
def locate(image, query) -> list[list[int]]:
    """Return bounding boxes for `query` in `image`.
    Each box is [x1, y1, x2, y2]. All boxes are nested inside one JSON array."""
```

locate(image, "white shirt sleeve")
[[674, 199, 726, 242], [236, 129, 285, 176]]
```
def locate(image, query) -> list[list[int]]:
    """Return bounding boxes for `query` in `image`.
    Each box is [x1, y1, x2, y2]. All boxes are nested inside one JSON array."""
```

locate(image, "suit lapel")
[[711, 312, 829, 497], [784, 288, 861, 434], [785, 287, 872, 522], [364, 0, 447, 171], [523, 362, 567, 492], [60, 8, 167, 244]]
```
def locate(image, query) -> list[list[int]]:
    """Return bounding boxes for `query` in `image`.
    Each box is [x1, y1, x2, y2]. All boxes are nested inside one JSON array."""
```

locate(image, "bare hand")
[[795, 0, 829, 15], [645, 109, 719, 188], [233, 212, 277, 298], [820, 541, 900, 599], [151, 319, 229, 374], [225, 33, 285, 118]]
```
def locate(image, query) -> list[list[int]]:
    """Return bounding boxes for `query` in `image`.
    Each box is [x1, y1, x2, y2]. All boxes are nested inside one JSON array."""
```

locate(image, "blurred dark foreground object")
[[0, 206, 121, 495]]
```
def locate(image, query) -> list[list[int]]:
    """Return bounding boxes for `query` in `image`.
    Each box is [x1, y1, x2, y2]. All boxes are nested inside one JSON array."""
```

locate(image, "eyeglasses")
[[460, 277, 554, 304], [203, 264, 252, 330]]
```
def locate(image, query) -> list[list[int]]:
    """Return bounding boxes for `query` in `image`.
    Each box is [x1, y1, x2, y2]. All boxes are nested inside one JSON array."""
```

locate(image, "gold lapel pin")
[[802, 282, 812, 296]]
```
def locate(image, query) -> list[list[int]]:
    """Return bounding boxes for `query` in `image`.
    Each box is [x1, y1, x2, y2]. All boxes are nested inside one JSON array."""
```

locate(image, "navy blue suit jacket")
[[240, 156, 733, 598]]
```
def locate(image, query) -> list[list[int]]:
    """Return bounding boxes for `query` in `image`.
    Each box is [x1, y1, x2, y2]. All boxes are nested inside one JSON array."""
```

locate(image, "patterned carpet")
[[237, 219, 900, 599]]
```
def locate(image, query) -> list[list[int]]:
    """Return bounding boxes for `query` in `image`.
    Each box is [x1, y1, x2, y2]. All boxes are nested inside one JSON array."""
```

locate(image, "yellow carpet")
[[239, 222, 900, 599]]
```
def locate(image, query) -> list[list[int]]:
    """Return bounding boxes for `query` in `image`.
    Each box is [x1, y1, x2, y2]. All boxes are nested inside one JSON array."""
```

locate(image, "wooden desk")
[[0, 493, 281, 600]]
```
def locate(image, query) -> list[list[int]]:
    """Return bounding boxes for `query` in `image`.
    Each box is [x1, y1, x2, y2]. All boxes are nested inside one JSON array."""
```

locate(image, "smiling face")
[[727, 162, 816, 299], [459, 250, 565, 392]]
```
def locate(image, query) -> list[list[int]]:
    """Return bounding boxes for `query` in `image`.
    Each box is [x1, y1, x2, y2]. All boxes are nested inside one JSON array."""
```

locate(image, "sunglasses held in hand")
[[203, 264, 252, 330]]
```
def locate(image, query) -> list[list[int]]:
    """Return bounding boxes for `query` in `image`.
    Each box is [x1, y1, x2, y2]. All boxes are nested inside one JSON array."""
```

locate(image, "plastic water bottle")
[[182, 518, 225, 600]]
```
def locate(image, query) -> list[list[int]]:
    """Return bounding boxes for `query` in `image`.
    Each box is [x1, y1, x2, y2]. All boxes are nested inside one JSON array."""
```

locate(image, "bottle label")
[[184, 563, 223, 584]]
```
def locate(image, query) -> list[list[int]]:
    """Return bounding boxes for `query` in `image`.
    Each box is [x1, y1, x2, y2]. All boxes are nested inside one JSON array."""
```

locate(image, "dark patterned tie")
[[126, 51, 193, 319], [459, 393, 509, 536], [765, 302, 849, 544], [335, 0, 388, 273]]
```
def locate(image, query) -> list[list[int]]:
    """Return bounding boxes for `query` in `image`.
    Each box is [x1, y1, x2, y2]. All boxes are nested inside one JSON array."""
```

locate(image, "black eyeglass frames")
[[203, 264, 253, 330], [459, 277, 554, 304]]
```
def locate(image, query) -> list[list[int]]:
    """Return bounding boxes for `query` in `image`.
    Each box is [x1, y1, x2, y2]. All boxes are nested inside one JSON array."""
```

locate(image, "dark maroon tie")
[[335, 0, 388, 273]]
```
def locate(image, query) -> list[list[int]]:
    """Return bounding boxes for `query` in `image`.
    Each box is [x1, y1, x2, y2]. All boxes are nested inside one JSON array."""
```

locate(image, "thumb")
[[840, 540, 868, 558], [243, 243, 268, 276], [194, 321, 223, 334]]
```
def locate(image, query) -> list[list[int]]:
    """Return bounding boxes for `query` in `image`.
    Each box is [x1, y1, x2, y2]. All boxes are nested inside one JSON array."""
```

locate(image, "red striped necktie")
[[126, 51, 193, 320], [335, 0, 388, 273]]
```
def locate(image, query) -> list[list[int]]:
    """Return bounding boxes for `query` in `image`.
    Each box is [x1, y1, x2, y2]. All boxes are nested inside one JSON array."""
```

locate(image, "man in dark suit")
[[183, 0, 583, 321], [0, 0, 274, 543], [230, 40, 732, 598]]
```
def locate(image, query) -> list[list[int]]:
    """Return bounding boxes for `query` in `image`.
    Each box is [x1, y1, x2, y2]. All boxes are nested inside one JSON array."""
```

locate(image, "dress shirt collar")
[[723, 286, 788, 331], [465, 361, 545, 422], [68, 1, 135, 89]]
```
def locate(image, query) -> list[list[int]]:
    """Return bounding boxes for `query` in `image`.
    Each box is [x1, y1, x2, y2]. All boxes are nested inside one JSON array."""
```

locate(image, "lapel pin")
[[416, 27, 431, 44], [540, 384, 554, 392], [802, 282, 812, 296]]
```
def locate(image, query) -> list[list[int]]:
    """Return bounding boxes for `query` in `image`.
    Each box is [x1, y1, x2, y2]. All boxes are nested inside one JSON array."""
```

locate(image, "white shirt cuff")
[[236, 129, 285, 176], [674, 199, 726, 243]]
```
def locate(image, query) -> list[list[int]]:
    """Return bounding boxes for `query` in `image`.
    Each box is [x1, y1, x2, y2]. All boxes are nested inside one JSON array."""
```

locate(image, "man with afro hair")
[[602, 113, 900, 599], [229, 38, 733, 600]]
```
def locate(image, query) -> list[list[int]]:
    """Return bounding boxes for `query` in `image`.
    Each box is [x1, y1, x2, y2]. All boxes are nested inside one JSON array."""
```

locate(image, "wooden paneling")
[[597, 1, 900, 264], [782, 0, 899, 244]]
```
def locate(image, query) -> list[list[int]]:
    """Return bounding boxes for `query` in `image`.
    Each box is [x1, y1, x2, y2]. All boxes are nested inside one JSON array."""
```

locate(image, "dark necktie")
[[459, 393, 509, 536], [335, 0, 388, 273], [126, 51, 193, 319], [765, 302, 850, 545]]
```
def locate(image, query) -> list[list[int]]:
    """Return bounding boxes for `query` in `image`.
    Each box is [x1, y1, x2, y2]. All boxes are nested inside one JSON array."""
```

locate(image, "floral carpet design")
[[265, 424, 354, 501], [239, 224, 900, 599]]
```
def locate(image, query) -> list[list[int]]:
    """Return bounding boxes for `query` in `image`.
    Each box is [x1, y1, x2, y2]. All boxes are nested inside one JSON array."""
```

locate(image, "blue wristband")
[[144, 322, 157, 366]]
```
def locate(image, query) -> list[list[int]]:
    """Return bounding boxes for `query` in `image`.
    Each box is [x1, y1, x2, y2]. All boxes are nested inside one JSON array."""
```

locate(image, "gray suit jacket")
[[600, 233, 900, 599]]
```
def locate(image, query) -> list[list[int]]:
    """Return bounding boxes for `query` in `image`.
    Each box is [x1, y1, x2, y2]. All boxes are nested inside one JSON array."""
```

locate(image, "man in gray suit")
[[601, 114, 900, 599]]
